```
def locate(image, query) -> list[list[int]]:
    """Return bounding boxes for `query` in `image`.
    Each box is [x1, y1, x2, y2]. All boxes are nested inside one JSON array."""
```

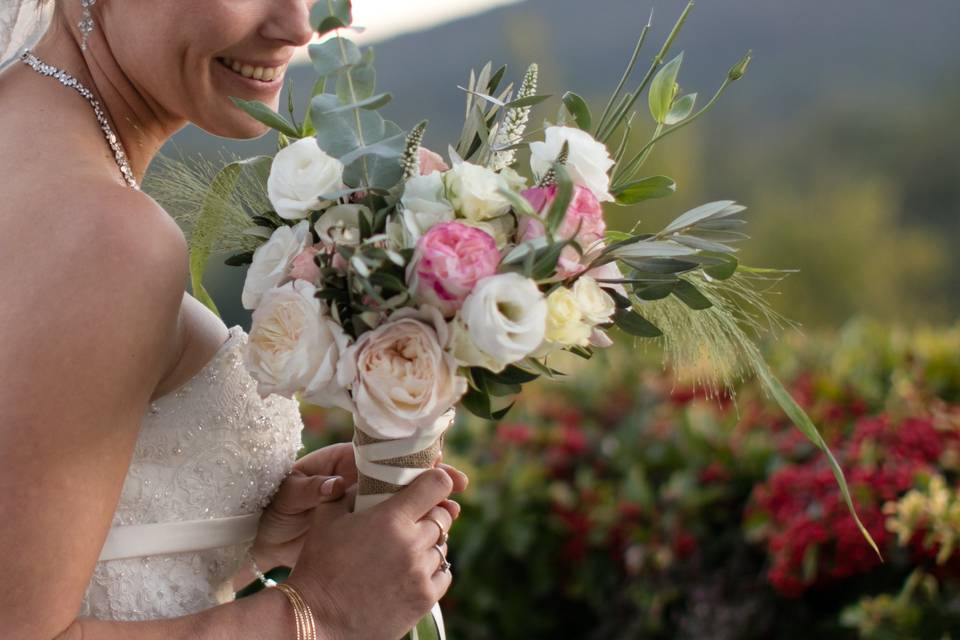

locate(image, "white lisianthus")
[[452, 273, 547, 372], [544, 286, 592, 346], [241, 220, 311, 310], [396, 172, 455, 246], [530, 126, 615, 202], [572, 276, 616, 326], [315, 204, 369, 248], [245, 280, 353, 411], [336, 306, 466, 439], [444, 161, 514, 221], [267, 137, 345, 220]]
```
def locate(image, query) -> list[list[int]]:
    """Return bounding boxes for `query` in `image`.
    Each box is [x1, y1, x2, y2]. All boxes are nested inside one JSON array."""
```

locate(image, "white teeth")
[[220, 57, 284, 83]]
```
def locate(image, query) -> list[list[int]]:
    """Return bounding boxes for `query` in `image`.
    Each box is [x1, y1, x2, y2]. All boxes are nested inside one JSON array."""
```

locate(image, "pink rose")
[[518, 184, 607, 278], [418, 147, 450, 175], [407, 221, 500, 317], [288, 245, 322, 283]]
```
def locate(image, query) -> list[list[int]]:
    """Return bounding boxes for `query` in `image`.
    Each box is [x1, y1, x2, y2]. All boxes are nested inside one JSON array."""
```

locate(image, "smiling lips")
[[218, 57, 287, 83]]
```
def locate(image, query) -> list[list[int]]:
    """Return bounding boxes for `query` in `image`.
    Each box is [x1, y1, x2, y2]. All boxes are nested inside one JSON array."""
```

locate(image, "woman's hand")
[[288, 467, 469, 640], [252, 443, 359, 570]]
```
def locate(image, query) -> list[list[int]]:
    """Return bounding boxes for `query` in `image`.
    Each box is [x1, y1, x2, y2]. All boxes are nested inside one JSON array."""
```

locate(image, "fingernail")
[[321, 477, 341, 496]]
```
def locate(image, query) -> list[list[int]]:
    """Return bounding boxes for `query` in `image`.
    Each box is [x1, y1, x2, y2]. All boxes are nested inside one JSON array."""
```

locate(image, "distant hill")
[[165, 0, 960, 157]]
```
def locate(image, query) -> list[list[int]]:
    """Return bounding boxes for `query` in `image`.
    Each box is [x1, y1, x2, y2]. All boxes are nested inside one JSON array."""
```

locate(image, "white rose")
[[453, 273, 547, 372], [396, 172, 455, 246], [245, 280, 353, 411], [544, 286, 592, 346], [315, 204, 369, 248], [444, 161, 514, 221], [530, 126, 615, 202], [572, 276, 616, 326], [241, 220, 311, 310], [336, 306, 467, 439], [267, 137, 345, 220]]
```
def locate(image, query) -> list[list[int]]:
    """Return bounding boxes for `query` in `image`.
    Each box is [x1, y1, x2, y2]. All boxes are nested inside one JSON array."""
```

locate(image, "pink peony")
[[518, 184, 607, 278], [407, 221, 501, 317], [418, 147, 450, 175], [288, 245, 322, 283]]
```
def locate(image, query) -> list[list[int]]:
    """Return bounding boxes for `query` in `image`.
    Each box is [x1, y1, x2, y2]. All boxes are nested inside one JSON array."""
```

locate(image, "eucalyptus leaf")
[[648, 52, 683, 124], [311, 0, 353, 36], [503, 94, 552, 110], [702, 254, 739, 280], [308, 38, 361, 78]]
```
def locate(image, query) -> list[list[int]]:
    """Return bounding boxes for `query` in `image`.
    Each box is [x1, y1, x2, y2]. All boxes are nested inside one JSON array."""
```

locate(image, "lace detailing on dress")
[[79, 325, 304, 621]]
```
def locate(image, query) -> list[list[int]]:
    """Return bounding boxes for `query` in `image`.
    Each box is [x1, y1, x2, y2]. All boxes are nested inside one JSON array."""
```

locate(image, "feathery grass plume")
[[491, 63, 538, 171], [640, 268, 881, 557], [144, 151, 270, 256], [401, 120, 428, 180]]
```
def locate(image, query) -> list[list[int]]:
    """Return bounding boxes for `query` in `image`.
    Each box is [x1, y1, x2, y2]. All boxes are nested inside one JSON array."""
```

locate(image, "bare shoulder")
[[0, 178, 189, 406]]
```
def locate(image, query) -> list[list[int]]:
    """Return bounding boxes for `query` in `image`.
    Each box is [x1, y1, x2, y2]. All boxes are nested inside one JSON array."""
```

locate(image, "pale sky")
[[294, 0, 526, 63]]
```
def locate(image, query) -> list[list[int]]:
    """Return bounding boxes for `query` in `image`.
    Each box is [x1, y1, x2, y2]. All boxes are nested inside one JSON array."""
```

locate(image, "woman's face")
[[100, 0, 316, 138]]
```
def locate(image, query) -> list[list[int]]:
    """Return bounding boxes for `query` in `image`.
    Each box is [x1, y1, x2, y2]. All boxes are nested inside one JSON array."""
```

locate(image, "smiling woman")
[[0, 1, 468, 639]]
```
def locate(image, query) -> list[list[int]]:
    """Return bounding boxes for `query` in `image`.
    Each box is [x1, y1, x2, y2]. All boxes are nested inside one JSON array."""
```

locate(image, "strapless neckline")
[[152, 324, 244, 406]]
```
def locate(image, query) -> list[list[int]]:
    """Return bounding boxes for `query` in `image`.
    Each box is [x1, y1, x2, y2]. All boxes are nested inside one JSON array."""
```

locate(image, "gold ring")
[[426, 516, 449, 545], [434, 544, 452, 573]]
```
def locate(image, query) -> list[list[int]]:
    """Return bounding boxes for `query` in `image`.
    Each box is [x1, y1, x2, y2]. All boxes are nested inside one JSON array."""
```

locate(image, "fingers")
[[294, 443, 359, 485], [435, 463, 469, 493], [271, 470, 345, 515], [380, 468, 453, 522], [438, 498, 460, 520], [417, 505, 453, 549]]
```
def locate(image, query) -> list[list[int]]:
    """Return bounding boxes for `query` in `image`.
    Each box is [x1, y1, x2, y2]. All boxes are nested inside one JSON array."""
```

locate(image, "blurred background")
[[170, 1, 960, 637]]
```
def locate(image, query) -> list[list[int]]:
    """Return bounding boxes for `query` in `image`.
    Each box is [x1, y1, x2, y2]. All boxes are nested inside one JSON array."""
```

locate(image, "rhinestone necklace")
[[20, 50, 139, 189]]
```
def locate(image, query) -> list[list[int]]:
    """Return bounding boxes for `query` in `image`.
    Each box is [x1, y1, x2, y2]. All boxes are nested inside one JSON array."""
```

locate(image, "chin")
[[194, 113, 276, 141]]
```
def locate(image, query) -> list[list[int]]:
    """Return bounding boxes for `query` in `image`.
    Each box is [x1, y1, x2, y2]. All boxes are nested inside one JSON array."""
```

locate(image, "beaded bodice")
[[79, 325, 304, 620]]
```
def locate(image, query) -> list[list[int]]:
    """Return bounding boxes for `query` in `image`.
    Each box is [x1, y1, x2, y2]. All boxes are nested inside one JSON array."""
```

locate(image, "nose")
[[261, 0, 315, 47]]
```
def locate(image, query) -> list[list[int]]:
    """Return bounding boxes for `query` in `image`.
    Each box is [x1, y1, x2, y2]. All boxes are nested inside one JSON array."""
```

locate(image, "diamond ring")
[[433, 544, 452, 573], [426, 516, 449, 545]]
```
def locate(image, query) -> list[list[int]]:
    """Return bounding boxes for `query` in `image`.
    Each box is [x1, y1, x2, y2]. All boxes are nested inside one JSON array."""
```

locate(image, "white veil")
[[1, 0, 53, 70]]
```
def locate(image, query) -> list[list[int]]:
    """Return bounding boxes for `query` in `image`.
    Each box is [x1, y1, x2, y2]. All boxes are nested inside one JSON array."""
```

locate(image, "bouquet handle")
[[351, 410, 455, 640]]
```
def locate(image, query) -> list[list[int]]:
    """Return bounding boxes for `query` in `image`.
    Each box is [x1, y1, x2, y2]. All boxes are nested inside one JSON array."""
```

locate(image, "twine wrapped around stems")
[[351, 409, 455, 514]]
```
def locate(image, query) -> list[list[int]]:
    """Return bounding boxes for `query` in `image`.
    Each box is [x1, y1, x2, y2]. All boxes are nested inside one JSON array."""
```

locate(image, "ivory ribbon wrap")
[[351, 409, 455, 640]]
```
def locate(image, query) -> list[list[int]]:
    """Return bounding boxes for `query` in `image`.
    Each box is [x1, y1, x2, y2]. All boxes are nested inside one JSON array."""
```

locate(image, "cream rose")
[[241, 220, 311, 310], [544, 286, 592, 346], [336, 307, 467, 439], [452, 273, 547, 372], [530, 126, 615, 203], [572, 276, 616, 326], [245, 280, 353, 411], [444, 161, 514, 221], [267, 137, 345, 220]]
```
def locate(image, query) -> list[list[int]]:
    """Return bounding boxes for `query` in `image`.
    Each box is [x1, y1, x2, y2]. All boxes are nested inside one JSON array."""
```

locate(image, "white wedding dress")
[[78, 325, 305, 621]]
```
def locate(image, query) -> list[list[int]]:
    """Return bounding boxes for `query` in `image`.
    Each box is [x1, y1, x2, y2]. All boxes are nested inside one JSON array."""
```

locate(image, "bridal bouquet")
[[155, 2, 877, 638]]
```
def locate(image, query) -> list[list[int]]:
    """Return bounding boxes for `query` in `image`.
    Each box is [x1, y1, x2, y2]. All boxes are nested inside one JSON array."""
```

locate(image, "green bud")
[[728, 50, 752, 81]]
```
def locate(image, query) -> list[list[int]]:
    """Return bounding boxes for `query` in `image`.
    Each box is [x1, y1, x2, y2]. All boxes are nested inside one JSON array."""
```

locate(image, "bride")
[[0, 1, 468, 638]]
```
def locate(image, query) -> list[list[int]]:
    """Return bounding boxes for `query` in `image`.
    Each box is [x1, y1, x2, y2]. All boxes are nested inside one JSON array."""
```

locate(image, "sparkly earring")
[[79, 0, 96, 51]]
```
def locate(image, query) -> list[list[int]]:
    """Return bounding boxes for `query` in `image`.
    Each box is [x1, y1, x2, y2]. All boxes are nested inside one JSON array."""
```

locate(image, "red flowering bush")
[[301, 320, 960, 639]]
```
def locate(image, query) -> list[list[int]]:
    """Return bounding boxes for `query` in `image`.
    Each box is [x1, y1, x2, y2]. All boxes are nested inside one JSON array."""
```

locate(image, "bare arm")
[[57, 589, 297, 640]]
